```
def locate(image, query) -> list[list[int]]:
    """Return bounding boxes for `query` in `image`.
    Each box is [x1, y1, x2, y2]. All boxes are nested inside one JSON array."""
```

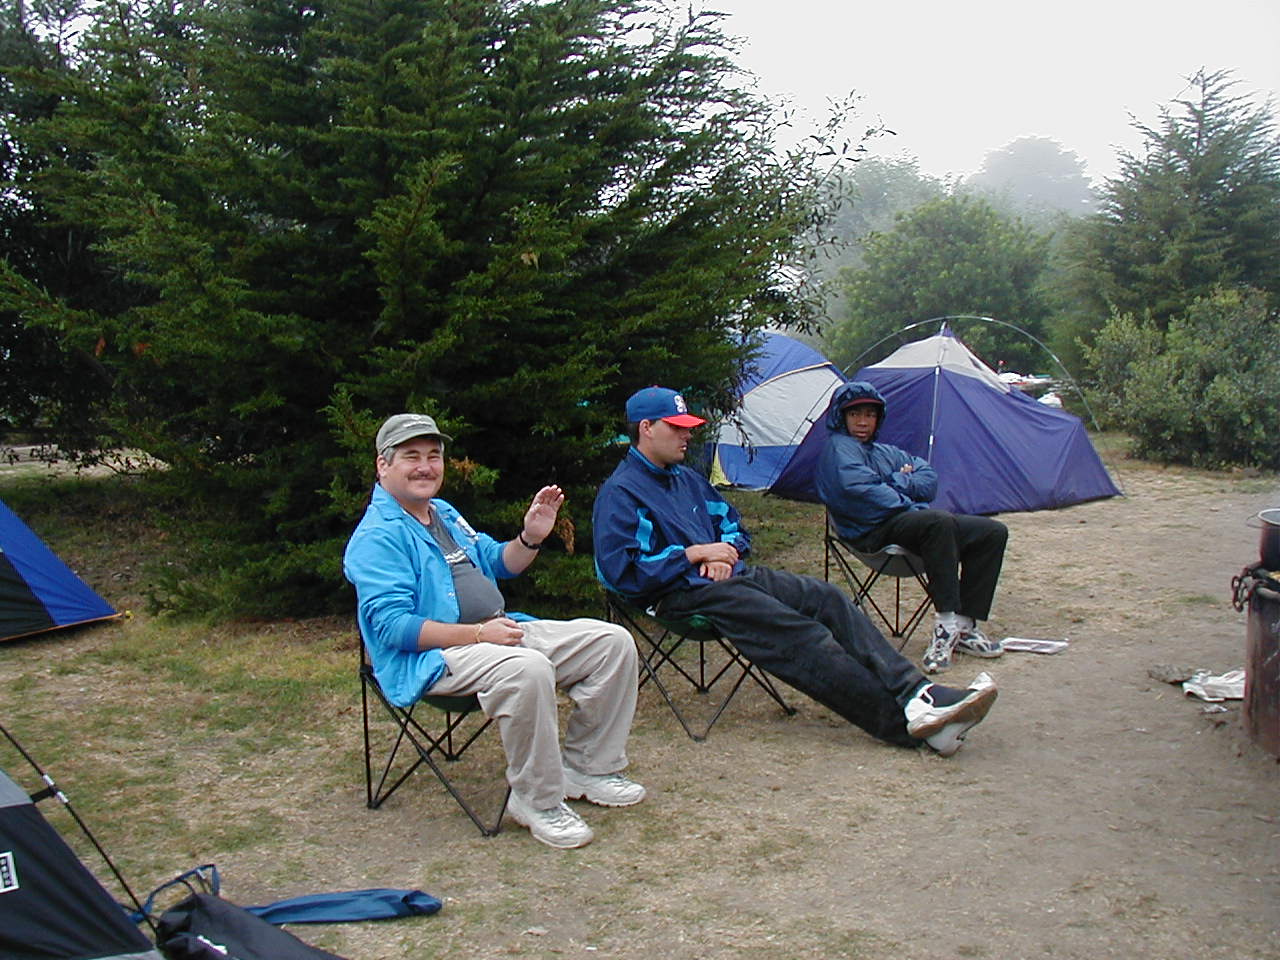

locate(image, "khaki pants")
[[431, 618, 637, 808]]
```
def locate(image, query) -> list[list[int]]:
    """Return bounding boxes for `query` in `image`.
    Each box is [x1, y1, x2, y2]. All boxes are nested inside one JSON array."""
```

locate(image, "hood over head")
[[826, 380, 886, 438]]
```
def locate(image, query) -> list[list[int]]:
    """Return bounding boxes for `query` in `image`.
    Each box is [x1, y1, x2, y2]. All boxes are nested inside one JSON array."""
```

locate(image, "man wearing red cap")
[[592, 387, 998, 756]]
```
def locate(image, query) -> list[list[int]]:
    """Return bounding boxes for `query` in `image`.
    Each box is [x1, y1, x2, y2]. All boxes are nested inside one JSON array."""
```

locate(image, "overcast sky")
[[705, 0, 1280, 185]]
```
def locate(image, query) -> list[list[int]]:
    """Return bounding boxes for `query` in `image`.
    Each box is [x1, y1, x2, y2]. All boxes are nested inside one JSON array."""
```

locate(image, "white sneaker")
[[507, 790, 594, 849], [922, 623, 959, 673], [924, 719, 974, 757], [905, 671, 998, 741], [956, 624, 1004, 658], [563, 766, 646, 807]]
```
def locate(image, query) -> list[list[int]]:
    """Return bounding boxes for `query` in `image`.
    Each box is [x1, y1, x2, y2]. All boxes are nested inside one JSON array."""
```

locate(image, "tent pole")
[[0, 722, 159, 939]]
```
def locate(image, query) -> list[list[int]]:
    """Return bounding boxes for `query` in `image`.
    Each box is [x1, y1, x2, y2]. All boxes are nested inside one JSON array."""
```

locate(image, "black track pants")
[[658, 565, 925, 746], [855, 509, 1007, 621]]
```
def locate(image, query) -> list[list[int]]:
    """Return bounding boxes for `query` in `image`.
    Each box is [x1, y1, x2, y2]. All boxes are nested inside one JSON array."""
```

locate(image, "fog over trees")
[[964, 137, 1098, 225]]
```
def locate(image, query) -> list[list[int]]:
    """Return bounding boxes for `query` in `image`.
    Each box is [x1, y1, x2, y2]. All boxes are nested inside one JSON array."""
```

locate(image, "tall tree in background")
[[961, 138, 1099, 375], [809, 156, 944, 329], [1056, 69, 1280, 355], [826, 194, 1051, 372], [0, 0, 113, 444], [0, 0, 852, 614], [964, 136, 1097, 228], [824, 157, 947, 261]]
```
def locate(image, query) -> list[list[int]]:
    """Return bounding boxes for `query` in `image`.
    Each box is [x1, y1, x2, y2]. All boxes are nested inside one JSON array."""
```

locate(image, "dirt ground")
[[313, 460, 1279, 960], [6, 455, 1280, 959]]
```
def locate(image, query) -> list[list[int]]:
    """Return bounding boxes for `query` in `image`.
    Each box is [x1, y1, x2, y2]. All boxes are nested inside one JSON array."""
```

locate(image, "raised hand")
[[522, 485, 565, 543]]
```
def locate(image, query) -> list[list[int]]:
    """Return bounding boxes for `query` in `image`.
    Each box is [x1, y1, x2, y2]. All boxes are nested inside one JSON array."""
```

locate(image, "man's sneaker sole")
[[906, 678, 998, 740], [926, 719, 977, 757]]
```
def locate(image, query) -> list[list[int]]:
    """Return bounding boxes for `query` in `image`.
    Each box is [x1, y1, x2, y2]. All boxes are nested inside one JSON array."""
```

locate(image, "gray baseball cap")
[[375, 413, 453, 457]]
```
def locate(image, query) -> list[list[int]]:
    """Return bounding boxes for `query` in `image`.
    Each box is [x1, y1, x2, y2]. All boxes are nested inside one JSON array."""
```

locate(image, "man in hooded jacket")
[[816, 381, 1009, 675]]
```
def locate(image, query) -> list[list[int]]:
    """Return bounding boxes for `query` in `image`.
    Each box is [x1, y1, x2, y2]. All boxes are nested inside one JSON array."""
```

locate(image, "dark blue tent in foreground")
[[0, 765, 161, 959], [1, 499, 119, 643], [770, 328, 1121, 514]]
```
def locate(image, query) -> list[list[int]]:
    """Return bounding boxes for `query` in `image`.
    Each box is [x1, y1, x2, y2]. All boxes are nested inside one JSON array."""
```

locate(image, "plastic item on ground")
[[1001, 637, 1069, 654], [1182, 669, 1245, 702]]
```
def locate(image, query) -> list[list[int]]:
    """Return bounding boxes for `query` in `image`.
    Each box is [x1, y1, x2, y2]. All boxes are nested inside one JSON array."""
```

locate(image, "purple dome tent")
[[769, 328, 1120, 514]]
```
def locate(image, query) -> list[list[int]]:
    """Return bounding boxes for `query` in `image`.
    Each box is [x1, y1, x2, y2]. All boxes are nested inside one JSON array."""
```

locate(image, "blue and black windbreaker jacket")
[[592, 447, 750, 606]]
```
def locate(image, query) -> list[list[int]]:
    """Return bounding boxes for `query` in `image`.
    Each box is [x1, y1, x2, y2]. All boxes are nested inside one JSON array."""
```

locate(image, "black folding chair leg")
[[606, 593, 794, 741], [716, 639, 797, 717], [361, 661, 510, 837], [824, 530, 933, 651], [891, 575, 933, 642], [635, 652, 710, 742]]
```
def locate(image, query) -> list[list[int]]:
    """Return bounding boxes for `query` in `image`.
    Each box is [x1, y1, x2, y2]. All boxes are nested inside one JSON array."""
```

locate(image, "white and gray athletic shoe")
[[563, 766, 646, 807], [922, 623, 959, 673], [956, 625, 1004, 658], [507, 791, 594, 849]]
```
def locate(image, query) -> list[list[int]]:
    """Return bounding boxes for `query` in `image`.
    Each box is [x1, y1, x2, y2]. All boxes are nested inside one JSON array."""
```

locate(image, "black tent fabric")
[[0, 766, 161, 960]]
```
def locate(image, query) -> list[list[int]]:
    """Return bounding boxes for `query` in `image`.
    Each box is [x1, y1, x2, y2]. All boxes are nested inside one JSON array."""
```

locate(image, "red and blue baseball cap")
[[625, 386, 706, 427]]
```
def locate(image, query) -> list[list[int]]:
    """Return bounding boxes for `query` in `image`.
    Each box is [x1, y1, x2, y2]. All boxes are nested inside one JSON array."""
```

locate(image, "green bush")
[[1083, 287, 1279, 468]]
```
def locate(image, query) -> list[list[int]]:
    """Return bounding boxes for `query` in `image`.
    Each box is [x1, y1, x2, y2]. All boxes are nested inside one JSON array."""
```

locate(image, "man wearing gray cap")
[[344, 413, 644, 849]]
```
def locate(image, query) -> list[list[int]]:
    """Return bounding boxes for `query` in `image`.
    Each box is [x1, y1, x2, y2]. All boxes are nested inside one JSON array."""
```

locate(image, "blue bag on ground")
[[142, 864, 440, 958], [246, 888, 442, 924]]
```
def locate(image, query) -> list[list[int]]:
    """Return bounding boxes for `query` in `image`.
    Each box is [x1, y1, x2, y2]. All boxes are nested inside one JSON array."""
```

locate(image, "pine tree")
[[1063, 69, 1280, 331], [0, 0, 852, 613], [0, 0, 115, 442]]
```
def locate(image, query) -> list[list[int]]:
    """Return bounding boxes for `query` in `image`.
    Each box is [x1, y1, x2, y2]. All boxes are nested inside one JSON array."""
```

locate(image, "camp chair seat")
[[604, 592, 795, 741], [824, 520, 934, 650], [359, 643, 510, 836]]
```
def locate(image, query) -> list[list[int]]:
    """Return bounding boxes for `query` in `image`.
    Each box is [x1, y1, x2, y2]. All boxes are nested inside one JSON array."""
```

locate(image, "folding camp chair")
[[603, 592, 795, 742], [359, 641, 510, 836], [824, 518, 934, 650]]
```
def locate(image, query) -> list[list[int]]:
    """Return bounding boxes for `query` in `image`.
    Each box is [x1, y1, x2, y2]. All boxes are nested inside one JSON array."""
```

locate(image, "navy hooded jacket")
[[816, 380, 937, 541]]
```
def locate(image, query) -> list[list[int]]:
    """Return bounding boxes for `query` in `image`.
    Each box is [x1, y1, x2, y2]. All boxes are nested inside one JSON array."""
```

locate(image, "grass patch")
[[0, 601, 355, 893]]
